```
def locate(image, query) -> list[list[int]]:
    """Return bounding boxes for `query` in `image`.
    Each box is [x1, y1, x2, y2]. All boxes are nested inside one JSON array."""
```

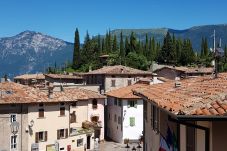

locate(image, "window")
[[127, 100, 137, 108], [71, 102, 77, 107], [38, 103, 44, 118], [114, 98, 118, 106], [35, 131, 47, 143], [111, 79, 116, 87], [60, 103, 65, 116], [152, 105, 160, 132], [129, 117, 135, 127], [114, 114, 117, 122], [128, 79, 132, 86], [118, 99, 122, 107], [11, 135, 17, 149], [118, 116, 121, 125], [10, 114, 16, 123], [77, 138, 83, 147], [92, 99, 98, 109], [57, 129, 68, 139], [70, 111, 76, 123], [108, 113, 111, 120]]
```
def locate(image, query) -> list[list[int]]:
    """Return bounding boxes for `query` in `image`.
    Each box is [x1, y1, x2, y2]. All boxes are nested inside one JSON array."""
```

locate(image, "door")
[[87, 136, 91, 149], [186, 126, 195, 151]]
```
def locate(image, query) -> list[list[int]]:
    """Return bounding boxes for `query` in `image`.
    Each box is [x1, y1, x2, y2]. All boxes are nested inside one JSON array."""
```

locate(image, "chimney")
[[48, 83, 54, 99], [175, 77, 181, 88], [89, 66, 92, 72], [152, 73, 158, 84]]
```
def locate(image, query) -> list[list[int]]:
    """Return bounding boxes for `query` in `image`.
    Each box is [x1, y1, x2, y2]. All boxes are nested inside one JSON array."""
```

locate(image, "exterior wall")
[[122, 99, 143, 141], [105, 75, 152, 92], [212, 121, 227, 151], [85, 75, 105, 91], [155, 68, 182, 80], [45, 77, 84, 85], [106, 97, 123, 143], [28, 103, 71, 151], [87, 99, 105, 140], [0, 104, 28, 151], [144, 100, 178, 151]]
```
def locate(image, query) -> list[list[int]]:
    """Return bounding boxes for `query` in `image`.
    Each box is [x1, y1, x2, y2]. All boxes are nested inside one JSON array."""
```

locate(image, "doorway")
[[87, 135, 91, 149]]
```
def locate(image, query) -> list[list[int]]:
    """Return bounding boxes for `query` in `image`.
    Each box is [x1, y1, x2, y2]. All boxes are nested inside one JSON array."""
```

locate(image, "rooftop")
[[134, 73, 227, 116], [106, 83, 149, 99], [14, 74, 45, 80], [154, 66, 213, 74], [0, 82, 105, 104], [84, 65, 152, 75], [45, 74, 83, 79]]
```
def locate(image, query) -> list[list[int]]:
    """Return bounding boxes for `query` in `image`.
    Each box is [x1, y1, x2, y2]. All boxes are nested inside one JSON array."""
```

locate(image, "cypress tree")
[[73, 28, 80, 69], [204, 38, 209, 57], [101, 38, 105, 54], [145, 34, 149, 57], [125, 37, 130, 56], [97, 34, 101, 53], [112, 35, 118, 52], [200, 37, 204, 58], [130, 32, 137, 52], [119, 32, 125, 65]]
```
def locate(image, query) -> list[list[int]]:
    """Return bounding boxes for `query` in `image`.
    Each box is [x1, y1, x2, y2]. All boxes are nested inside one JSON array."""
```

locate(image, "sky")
[[0, 0, 227, 42]]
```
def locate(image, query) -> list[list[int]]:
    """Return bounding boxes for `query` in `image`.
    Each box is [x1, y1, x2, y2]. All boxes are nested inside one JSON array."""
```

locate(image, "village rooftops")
[[84, 65, 153, 75], [106, 83, 149, 99], [0, 82, 105, 104], [154, 66, 214, 74], [44, 74, 83, 79], [133, 73, 227, 116], [14, 73, 45, 80]]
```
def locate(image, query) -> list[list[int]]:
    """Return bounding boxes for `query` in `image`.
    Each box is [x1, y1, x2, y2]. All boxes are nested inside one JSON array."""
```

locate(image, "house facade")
[[0, 82, 105, 151], [44, 74, 84, 85], [14, 73, 45, 87], [134, 73, 227, 151], [83, 65, 153, 92], [106, 84, 151, 143]]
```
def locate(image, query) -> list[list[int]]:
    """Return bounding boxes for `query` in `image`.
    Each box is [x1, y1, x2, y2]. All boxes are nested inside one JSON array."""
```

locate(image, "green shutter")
[[129, 117, 135, 127]]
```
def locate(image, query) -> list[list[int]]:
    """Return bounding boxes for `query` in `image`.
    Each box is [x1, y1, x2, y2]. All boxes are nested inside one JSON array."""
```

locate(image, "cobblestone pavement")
[[90, 141, 143, 151]]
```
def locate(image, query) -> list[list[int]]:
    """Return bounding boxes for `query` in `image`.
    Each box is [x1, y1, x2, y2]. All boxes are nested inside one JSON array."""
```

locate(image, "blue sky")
[[0, 0, 227, 42]]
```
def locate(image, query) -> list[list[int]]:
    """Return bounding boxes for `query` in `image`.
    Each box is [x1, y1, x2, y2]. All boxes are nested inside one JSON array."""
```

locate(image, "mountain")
[[0, 31, 73, 78], [110, 24, 227, 51]]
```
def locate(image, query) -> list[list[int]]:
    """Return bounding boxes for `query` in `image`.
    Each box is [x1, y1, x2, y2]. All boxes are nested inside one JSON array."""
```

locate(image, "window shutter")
[[130, 117, 135, 127], [57, 130, 60, 140], [45, 131, 48, 141], [134, 101, 137, 108], [65, 129, 68, 138], [35, 132, 39, 143]]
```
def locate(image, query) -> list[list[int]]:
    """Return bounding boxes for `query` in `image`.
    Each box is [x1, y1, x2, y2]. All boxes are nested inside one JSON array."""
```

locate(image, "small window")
[[77, 138, 83, 147], [70, 111, 76, 123], [57, 129, 68, 139], [38, 108, 44, 118], [11, 135, 17, 149], [118, 99, 122, 107], [10, 114, 16, 123], [118, 116, 121, 125], [127, 100, 137, 108], [111, 80, 116, 87], [108, 113, 111, 120], [114, 98, 118, 106], [35, 131, 47, 143], [92, 99, 98, 109], [60, 107, 65, 116], [71, 102, 77, 107], [152, 106, 160, 132], [114, 114, 117, 122], [129, 117, 135, 127], [128, 79, 132, 86]]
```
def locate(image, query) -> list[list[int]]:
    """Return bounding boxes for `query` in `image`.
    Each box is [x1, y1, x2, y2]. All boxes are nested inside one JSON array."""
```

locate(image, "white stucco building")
[[106, 83, 149, 143]]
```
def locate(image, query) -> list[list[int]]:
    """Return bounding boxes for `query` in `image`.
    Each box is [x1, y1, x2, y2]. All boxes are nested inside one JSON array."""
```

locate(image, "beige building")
[[134, 73, 227, 151], [154, 66, 213, 80], [83, 65, 153, 92], [14, 73, 45, 87], [0, 82, 105, 151]]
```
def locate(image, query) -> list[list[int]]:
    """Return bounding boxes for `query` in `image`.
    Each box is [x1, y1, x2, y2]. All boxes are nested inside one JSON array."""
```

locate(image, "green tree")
[[126, 52, 148, 70], [119, 32, 125, 65], [112, 35, 118, 52], [125, 37, 130, 56], [72, 28, 80, 69], [130, 32, 137, 53]]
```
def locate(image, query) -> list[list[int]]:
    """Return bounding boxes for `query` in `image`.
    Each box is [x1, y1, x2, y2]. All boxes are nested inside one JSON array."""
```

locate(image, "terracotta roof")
[[45, 74, 83, 79], [0, 82, 105, 104], [14, 74, 45, 80], [134, 73, 227, 116], [154, 66, 213, 74], [84, 65, 152, 75], [106, 83, 149, 99]]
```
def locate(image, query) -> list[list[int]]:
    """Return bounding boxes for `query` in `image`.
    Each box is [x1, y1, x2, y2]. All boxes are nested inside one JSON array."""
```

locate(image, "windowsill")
[[38, 140, 46, 142], [59, 137, 67, 139], [37, 117, 45, 119], [58, 115, 66, 117]]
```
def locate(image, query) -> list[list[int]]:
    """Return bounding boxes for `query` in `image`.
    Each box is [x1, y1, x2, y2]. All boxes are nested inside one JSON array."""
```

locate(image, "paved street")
[[90, 141, 143, 151]]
